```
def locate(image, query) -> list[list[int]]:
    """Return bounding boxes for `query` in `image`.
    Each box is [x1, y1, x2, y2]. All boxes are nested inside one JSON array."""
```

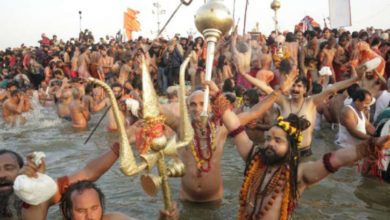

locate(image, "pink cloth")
[[237, 69, 258, 89]]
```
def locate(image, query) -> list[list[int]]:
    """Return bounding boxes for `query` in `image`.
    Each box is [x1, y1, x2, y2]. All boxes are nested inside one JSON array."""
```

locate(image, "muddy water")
[[1, 101, 390, 220]]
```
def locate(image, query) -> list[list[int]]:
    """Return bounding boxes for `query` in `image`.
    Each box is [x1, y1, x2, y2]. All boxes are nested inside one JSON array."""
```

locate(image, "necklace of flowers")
[[190, 121, 216, 172], [238, 155, 291, 220]]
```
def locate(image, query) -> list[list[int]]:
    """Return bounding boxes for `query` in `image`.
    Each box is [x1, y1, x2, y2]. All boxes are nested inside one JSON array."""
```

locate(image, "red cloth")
[[41, 37, 51, 46], [9, 55, 16, 67], [237, 68, 258, 89]]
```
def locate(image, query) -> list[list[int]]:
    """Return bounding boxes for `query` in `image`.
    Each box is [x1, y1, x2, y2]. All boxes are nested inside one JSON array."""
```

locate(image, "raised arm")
[[4, 96, 24, 114], [238, 91, 282, 126], [91, 97, 110, 113], [206, 80, 252, 160], [312, 66, 364, 105], [299, 136, 390, 189], [49, 144, 120, 204], [239, 71, 274, 94]]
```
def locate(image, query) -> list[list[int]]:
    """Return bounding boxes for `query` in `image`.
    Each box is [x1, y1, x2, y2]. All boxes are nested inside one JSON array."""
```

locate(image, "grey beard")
[[0, 193, 22, 219]]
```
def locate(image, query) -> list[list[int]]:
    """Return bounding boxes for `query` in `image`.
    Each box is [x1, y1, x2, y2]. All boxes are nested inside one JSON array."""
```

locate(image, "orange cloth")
[[124, 8, 141, 40], [256, 69, 274, 83], [351, 42, 385, 76], [52, 176, 70, 203]]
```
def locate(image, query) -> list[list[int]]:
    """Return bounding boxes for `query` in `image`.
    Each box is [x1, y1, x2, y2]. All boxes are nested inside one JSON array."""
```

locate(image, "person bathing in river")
[[69, 87, 90, 129], [206, 79, 390, 220]]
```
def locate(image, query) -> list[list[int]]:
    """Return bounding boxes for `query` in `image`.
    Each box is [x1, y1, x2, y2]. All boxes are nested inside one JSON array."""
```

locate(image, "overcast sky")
[[0, 0, 389, 49]]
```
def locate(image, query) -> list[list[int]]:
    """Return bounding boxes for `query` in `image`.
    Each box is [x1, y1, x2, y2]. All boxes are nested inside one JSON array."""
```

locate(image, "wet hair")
[[347, 83, 360, 98], [243, 89, 259, 106], [370, 37, 381, 47], [311, 82, 322, 95], [304, 30, 316, 41], [285, 32, 296, 42], [352, 88, 371, 102], [235, 85, 245, 97], [359, 31, 369, 40], [323, 27, 331, 34], [6, 80, 18, 89], [339, 34, 348, 44], [222, 78, 235, 93], [110, 82, 123, 90], [294, 76, 309, 92], [279, 59, 292, 74], [0, 150, 24, 168], [351, 31, 359, 39], [60, 181, 105, 220], [132, 77, 142, 91], [10, 89, 21, 97], [84, 83, 94, 95], [224, 93, 236, 104], [276, 114, 310, 207]]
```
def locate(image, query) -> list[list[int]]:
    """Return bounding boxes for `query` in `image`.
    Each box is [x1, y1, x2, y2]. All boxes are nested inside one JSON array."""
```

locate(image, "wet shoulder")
[[104, 212, 137, 220]]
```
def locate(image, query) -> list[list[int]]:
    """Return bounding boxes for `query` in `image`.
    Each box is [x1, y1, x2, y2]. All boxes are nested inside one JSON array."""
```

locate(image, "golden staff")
[[87, 55, 193, 211], [194, 0, 233, 127]]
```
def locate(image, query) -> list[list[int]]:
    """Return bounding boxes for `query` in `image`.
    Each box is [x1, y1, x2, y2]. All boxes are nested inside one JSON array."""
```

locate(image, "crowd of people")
[[1, 24, 390, 220]]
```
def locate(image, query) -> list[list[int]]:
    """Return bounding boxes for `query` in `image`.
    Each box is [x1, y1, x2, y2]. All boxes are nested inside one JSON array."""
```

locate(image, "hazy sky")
[[0, 0, 389, 49]]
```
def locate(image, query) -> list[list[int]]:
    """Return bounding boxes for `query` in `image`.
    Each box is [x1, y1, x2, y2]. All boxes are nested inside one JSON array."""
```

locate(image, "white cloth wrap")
[[13, 173, 58, 205], [125, 98, 140, 117], [13, 151, 58, 205]]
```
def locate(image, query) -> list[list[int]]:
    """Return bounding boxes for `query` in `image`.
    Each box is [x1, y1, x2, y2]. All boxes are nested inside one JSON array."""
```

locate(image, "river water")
[[1, 98, 390, 220]]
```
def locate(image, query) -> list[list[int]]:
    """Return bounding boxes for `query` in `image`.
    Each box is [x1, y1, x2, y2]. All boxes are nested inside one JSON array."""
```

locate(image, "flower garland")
[[273, 46, 291, 68], [190, 121, 216, 172], [277, 116, 303, 147], [135, 115, 166, 154], [238, 155, 292, 220], [280, 170, 291, 220]]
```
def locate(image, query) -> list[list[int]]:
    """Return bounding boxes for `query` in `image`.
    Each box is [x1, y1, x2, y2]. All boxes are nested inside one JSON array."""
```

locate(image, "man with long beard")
[[207, 80, 390, 220], [0, 150, 24, 219], [0, 145, 120, 220]]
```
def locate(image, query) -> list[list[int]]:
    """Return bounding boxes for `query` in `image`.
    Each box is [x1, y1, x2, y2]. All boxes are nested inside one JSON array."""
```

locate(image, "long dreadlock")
[[276, 114, 311, 207]]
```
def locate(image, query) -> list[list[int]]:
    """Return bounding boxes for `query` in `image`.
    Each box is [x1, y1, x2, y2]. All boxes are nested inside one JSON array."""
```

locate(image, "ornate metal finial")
[[194, 0, 233, 127], [270, 0, 281, 35], [271, 0, 281, 10]]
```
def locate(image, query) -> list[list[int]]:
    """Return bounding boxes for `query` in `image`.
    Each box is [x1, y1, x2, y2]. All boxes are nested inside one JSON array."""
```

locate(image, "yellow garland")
[[190, 122, 217, 170], [276, 116, 303, 147], [235, 96, 244, 109], [273, 46, 291, 68]]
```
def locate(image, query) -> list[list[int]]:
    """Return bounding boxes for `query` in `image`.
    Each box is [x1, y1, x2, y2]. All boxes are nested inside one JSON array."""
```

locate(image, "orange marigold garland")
[[238, 154, 263, 220], [238, 155, 293, 220], [280, 169, 291, 220], [211, 92, 232, 124]]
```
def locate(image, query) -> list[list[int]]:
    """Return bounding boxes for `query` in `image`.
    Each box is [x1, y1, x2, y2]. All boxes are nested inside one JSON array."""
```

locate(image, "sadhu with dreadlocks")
[[205, 80, 390, 220]]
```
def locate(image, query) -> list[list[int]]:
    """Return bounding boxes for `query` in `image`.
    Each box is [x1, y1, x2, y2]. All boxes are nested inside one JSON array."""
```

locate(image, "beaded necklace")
[[190, 121, 216, 172], [238, 155, 291, 220]]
